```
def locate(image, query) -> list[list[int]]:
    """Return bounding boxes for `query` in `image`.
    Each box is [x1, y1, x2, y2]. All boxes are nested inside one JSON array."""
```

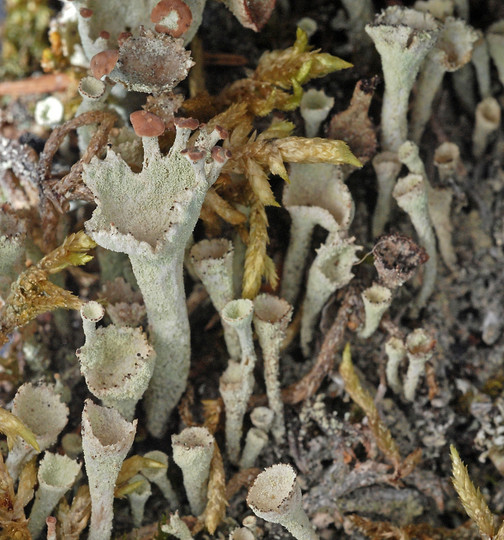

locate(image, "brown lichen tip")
[[214, 125, 229, 140], [174, 116, 200, 129], [151, 0, 193, 38], [211, 146, 231, 163], [117, 31, 133, 46], [222, 0, 276, 32], [181, 147, 206, 161], [90, 50, 119, 79], [79, 7, 93, 18], [130, 110, 165, 137]]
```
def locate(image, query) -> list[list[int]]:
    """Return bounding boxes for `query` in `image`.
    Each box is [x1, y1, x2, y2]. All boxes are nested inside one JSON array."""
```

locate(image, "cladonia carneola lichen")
[[84, 119, 230, 437]]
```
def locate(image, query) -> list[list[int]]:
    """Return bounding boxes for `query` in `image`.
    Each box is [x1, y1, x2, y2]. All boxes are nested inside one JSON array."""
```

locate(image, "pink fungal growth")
[[117, 31, 132, 46], [211, 146, 232, 163], [90, 50, 119, 79], [174, 116, 200, 130], [151, 0, 193, 38], [80, 7, 93, 18], [130, 110, 166, 137]]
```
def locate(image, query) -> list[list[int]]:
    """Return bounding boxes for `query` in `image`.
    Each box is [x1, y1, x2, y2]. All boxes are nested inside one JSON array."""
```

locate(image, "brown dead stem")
[[349, 514, 478, 540], [189, 36, 206, 98], [0, 73, 71, 96], [203, 51, 248, 66], [57, 485, 91, 540], [202, 398, 224, 435], [38, 110, 116, 249], [178, 385, 196, 427], [282, 289, 358, 405], [226, 468, 261, 500]]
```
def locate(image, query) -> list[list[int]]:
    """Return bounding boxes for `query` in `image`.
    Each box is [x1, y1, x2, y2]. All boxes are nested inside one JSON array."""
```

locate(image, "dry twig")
[[226, 468, 261, 500], [0, 73, 71, 96], [57, 485, 92, 540], [282, 289, 358, 404], [37, 110, 116, 248]]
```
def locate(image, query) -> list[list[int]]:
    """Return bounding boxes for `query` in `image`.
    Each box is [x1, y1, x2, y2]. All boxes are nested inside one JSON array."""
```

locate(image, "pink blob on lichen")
[[130, 110, 166, 137], [90, 50, 119, 79], [151, 0, 193, 38]]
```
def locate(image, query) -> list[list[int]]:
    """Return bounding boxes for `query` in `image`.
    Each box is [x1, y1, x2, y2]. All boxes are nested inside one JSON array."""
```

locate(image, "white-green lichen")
[[84, 121, 229, 437]]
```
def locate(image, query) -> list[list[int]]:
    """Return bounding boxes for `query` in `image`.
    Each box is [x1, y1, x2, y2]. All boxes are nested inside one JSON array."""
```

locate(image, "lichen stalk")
[[392, 173, 437, 310], [78, 301, 155, 420], [365, 7, 439, 151], [385, 336, 406, 394], [358, 284, 392, 339], [6, 383, 68, 481], [127, 475, 151, 527], [220, 299, 256, 464], [433, 142, 464, 183], [410, 17, 477, 144], [300, 88, 334, 138], [190, 238, 239, 359], [247, 464, 319, 540], [472, 96, 501, 158], [253, 294, 293, 443], [487, 20, 504, 87], [281, 206, 339, 306], [221, 299, 256, 371], [28, 452, 81, 539], [472, 33, 491, 98], [398, 140, 456, 270], [301, 238, 360, 356], [84, 120, 229, 437], [239, 428, 269, 469], [281, 163, 352, 305], [371, 151, 402, 237], [130, 251, 189, 433], [403, 329, 435, 401], [172, 426, 215, 515], [220, 361, 254, 465], [142, 450, 178, 508], [82, 400, 136, 540]]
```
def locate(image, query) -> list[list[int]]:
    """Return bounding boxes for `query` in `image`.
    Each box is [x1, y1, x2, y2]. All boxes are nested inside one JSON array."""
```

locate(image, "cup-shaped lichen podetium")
[[247, 464, 319, 540], [6, 383, 68, 481], [172, 426, 215, 515], [365, 6, 439, 151], [84, 118, 230, 437], [190, 238, 239, 359], [253, 294, 293, 443], [281, 163, 354, 306], [410, 17, 478, 144], [78, 301, 155, 420], [300, 238, 361, 356], [82, 400, 137, 540], [28, 452, 81, 539]]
